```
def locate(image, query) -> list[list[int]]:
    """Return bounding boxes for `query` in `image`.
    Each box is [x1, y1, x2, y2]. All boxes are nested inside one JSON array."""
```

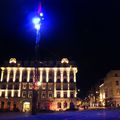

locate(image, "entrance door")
[[23, 102, 30, 112]]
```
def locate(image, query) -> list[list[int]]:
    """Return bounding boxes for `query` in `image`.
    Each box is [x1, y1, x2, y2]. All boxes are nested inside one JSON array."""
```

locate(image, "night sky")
[[0, 0, 120, 98]]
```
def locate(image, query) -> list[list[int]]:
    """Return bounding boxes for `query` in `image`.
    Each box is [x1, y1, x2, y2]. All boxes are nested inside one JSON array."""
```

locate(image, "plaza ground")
[[0, 109, 120, 120]]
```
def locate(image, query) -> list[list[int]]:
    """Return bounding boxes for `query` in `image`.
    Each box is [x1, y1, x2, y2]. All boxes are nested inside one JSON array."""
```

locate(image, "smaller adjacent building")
[[103, 70, 120, 107]]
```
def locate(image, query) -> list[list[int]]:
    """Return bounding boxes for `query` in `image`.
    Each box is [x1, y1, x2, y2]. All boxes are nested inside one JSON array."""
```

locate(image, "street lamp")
[[31, 12, 44, 115]]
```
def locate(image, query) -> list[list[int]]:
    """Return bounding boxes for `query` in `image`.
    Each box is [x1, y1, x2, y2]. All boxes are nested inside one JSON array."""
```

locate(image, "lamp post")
[[31, 12, 44, 115]]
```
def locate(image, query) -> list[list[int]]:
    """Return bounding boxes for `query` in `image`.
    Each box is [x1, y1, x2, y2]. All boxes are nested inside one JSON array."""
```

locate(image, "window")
[[8, 84, 12, 89], [70, 84, 75, 90], [42, 84, 46, 90], [8, 92, 11, 97], [1, 92, 5, 97], [14, 91, 18, 97], [70, 79, 74, 83], [10, 70, 13, 77], [115, 73, 118, 77], [15, 78, 19, 82], [42, 78, 46, 83], [63, 84, 68, 90], [57, 79, 61, 83], [9, 78, 13, 82], [41, 92, 46, 98], [70, 71, 74, 77], [57, 102, 61, 108], [29, 83, 33, 89], [29, 79, 33, 82], [116, 81, 119, 86], [56, 84, 61, 90], [48, 93, 52, 98], [7, 101, 11, 109], [16, 70, 20, 77], [63, 79, 67, 83], [22, 91, 26, 98], [64, 101, 67, 108], [3, 79, 7, 82], [57, 71, 60, 77], [23, 83, 27, 89], [22, 78, 27, 82], [70, 92, 74, 98], [1, 84, 6, 89], [28, 91, 32, 98], [64, 92, 67, 98], [57, 92, 60, 98], [63, 71, 67, 77], [49, 79, 53, 83], [14, 84, 19, 90]]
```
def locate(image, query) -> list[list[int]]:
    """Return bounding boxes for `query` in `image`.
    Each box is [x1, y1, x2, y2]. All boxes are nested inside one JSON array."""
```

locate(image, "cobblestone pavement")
[[0, 109, 120, 120]]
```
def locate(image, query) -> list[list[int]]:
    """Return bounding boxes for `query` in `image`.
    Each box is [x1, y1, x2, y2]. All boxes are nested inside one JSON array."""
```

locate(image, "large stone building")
[[0, 58, 78, 112], [103, 70, 120, 107]]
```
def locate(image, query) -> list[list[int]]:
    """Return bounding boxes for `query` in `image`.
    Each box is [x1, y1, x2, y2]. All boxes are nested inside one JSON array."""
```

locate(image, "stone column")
[[67, 70, 70, 98], [19, 68, 23, 82], [13, 69, 17, 82], [0, 68, 5, 82], [27, 69, 30, 82], [60, 68, 64, 98], [46, 68, 49, 82], [54, 68, 57, 98]]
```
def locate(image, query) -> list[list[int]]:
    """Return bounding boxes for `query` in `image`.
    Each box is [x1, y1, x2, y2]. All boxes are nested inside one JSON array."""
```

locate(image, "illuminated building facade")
[[0, 58, 78, 112], [103, 70, 120, 107]]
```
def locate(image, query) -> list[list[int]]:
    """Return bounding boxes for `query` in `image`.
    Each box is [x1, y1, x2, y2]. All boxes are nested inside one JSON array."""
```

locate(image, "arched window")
[[63, 79, 67, 83], [43, 70, 46, 77], [63, 71, 67, 77], [57, 102, 61, 108], [10, 70, 13, 77], [70, 71, 74, 77], [16, 70, 20, 78], [64, 101, 67, 108], [57, 70, 60, 77]]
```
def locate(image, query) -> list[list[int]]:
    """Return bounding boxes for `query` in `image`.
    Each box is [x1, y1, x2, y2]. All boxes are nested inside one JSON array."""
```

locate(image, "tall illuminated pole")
[[32, 11, 44, 115]]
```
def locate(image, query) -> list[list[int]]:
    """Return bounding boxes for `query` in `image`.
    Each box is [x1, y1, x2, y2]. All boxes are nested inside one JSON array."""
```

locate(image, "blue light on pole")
[[32, 12, 44, 31]]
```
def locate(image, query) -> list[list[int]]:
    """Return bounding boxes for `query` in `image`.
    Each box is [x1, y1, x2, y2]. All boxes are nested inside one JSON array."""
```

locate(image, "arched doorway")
[[23, 102, 31, 112]]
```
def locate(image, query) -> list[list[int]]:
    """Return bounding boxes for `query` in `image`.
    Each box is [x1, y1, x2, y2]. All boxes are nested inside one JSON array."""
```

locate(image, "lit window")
[[48, 93, 52, 98], [57, 92, 60, 98], [22, 91, 26, 98], [41, 92, 46, 98], [57, 102, 61, 108], [64, 101, 67, 108], [23, 83, 27, 89], [64, 92, 67, 98], [28, 91, 32, 98], [29, 83, 33, 89], [14, 91, 18, 97], [70, 92, 74, 98], [42, 84, 46, 90]]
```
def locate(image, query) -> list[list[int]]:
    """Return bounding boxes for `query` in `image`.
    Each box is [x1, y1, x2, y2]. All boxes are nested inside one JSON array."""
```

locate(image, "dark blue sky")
[[0, 0, 120, 97]]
